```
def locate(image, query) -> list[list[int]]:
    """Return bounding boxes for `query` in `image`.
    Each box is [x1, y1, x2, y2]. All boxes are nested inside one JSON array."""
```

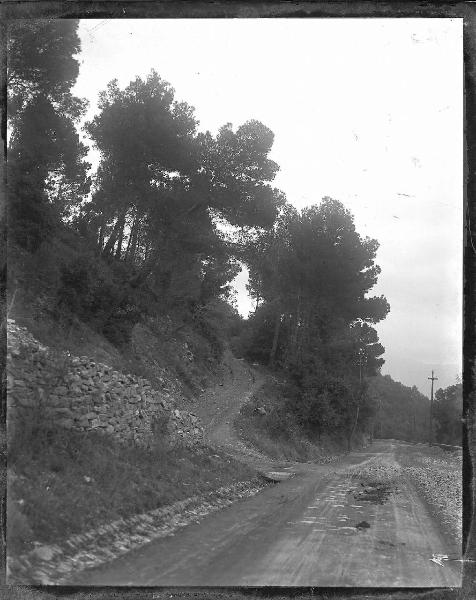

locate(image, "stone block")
[[47, 395, 63, 407], [52, 408, 74, 418], [17, 396, 39, 408]]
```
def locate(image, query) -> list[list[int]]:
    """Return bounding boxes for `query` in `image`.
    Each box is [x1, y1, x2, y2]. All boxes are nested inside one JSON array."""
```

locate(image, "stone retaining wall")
[[7, 320, 203, 446]]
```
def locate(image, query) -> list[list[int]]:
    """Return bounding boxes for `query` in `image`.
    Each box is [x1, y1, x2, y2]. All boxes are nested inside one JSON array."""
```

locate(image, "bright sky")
[[73, 18, 463, 395]]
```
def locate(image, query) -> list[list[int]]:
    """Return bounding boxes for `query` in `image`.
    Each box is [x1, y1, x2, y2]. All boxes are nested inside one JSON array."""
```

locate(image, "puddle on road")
[[355, 520, 371, 530], [353, 483, 394, 505]]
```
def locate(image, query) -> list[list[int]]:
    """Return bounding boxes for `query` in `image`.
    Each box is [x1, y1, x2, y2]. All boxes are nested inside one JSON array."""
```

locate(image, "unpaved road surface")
[[194, 348, 274, 468], [73, 440, 461, 587]]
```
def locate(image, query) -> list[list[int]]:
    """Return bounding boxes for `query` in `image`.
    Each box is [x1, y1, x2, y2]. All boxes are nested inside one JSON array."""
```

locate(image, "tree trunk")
[[297, 304, 310, 370], [102, 212, 126, 258], [348, 402, 360, 452], [114, 213, 126, 259], [124, 217, 134, 258], [98, 214, 105, 250], [290, 292, 302, 365], [127, 217, 140, 263], [129, 245, 160, 289], [268, 311, 282, 367]]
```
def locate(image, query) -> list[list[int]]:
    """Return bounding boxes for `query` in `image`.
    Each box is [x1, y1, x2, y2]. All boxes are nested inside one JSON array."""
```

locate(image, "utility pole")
[[428, 370, 438, 446]]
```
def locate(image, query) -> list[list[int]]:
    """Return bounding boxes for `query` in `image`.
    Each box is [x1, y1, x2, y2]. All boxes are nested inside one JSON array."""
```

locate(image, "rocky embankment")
[[7, 320, 204, 447], [8, 478, 268, 585]]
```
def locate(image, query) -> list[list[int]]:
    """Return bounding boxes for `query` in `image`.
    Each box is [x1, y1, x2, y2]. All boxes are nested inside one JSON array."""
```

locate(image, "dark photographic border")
[[0, 2, 474, 599]]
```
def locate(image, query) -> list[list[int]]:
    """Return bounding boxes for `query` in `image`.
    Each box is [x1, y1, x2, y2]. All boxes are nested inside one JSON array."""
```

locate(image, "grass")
[[395, 443, 462, 544], [235, 380, 344, 463], [8, 415, 255, 556]]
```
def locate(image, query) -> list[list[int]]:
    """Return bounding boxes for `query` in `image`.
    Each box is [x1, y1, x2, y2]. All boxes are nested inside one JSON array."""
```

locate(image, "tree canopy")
[[368, 374, 430, 443], [82, 71, 284, 308], [236, 198, 389, 448], [8, 19, 90, 250]]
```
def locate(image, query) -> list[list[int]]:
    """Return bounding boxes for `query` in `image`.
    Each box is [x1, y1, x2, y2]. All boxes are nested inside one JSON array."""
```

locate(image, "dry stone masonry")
[[7, 320, 204, 447]]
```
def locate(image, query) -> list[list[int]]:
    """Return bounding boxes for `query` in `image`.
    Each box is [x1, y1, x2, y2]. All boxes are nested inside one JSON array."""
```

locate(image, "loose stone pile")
[[7, 320, 203, 447]]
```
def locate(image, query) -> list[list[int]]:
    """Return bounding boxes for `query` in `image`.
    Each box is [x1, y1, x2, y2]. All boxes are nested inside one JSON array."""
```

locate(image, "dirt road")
[[73, 440, 461, 587], [194, 348, 273, 468]]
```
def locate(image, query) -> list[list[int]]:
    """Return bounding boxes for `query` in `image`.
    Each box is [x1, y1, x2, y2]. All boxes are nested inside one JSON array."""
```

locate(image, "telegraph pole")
[[428, 370, 438, 445]]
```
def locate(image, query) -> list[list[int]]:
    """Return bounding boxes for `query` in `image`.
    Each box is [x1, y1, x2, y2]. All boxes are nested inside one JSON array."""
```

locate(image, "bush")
[[56, 252, 147, 347], [192, 302, 228, 360]]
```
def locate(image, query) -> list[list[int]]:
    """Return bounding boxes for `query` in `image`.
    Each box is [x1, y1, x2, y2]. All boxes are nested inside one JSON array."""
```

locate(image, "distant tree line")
[[433, 382, 462, 446], [8, 20, 393, 448], [368, 374, 461, 445]]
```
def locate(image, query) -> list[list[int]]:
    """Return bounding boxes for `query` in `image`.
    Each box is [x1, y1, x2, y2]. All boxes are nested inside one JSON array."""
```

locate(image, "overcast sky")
[[73, 18, 463, 396]]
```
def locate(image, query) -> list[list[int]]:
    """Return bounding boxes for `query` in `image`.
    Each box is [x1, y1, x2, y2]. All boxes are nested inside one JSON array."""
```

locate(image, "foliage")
[[239, 198, 390, 448], [56, 250, 152, 346], [8, 43, 284, 349], [7, 19, 90, 251], [7, 20, 82, 119], [235, 380, 341, 461], [82, 72, 284, 314], [368, 374, 430, 442], [433, 383, 462, 445]]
